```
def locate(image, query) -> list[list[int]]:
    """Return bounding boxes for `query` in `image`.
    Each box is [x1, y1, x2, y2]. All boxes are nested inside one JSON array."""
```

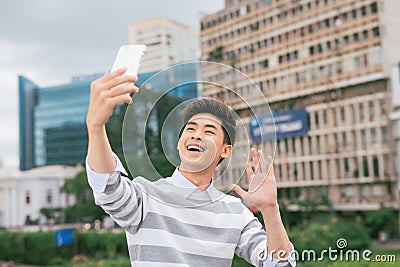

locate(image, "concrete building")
[[0, 165, 81, 227], [200, 0, 400, 212], [129, 16, 199, 73]]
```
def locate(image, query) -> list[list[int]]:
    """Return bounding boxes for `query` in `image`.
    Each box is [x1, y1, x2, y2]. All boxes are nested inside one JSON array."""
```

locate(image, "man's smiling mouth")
[[186, 144, 205, 152]]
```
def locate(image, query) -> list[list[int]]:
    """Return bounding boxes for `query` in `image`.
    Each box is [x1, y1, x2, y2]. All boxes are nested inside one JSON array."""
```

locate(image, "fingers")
[[250, 148, 260, 173], [258, 150, 268, 173], [104, 74, 138, 90], [111, 94, 133, 105], [97, 67, 128, 83], [109, 83, 139, 98], [243, 153, 254, 183], [267, 156, 275, 177], [232, 185, 248, 200], [91, 69, 138, 95], [249, 148, 269, 173]]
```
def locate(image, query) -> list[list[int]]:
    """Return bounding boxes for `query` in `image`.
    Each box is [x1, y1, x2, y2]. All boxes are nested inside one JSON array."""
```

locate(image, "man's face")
[[177, 113, 232, 172]]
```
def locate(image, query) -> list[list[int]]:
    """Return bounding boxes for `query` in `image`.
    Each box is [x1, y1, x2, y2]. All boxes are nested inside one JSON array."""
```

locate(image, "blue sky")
[[0, 0, 224, 168]]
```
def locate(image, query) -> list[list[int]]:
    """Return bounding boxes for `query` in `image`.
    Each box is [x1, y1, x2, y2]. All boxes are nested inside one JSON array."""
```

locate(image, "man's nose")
[[191, 130, 203, 140]]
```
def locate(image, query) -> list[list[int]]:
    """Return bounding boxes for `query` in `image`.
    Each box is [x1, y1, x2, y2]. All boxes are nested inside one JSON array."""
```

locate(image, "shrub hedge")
[[0, 230, 127, 266], [289, 218, 371, 254]]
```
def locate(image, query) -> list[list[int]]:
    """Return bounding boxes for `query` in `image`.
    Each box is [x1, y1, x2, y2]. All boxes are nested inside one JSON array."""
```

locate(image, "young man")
[[86, 68, 296, 267]]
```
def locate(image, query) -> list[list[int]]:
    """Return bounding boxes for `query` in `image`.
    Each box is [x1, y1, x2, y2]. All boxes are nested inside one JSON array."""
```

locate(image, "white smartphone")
[[111, 45, 147, 77]]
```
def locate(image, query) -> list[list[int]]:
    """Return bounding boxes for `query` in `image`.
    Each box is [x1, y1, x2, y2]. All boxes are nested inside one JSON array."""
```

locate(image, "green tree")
[[106, 90, 182, 177], [364, 206, 398, 238], [60, 169, 105, 223]]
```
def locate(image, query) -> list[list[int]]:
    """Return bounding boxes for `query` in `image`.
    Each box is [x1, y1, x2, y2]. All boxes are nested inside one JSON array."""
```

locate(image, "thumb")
[[233, 184, 248, 200]]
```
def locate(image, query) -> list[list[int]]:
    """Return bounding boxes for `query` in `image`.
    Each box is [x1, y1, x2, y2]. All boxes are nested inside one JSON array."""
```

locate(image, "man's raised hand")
[[233, 148, 278, 209], [86, 68, 138, 130]]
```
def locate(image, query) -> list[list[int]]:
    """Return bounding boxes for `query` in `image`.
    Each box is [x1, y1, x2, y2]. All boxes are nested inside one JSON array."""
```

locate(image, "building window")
[[370, 2, 378, 14], [351, 9, 357, 19], [324, 18, 330, 27], [359, 104, 365, 121], [363, 54, 369, 67], [344, 35, 349, 44], [46, 189, 53, 204], [382, 127, 388, 142], [309, 46, 314, 55], [361, 6, 367, 16], [326, 41, 331, 50], [369, 101, 375, 120], [343, 131, 347, 145], [317, 44, 323, 53], [340, 107, 345, 121], [355, 56, 361, 68], [362, 30, 369, 40], [372, 27, 380, 37], [371, 128, 377, 143], [25, 191, 31, 204], [323, 110, 328, 124], [344, 158, 349, 172], [360, 130, 367, 146], [373, 157, 379, 177]]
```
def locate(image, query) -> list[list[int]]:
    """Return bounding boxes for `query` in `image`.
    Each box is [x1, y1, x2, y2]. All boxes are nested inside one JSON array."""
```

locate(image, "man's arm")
[[233, 148, 295, 266], [86, 67, 138, 174]]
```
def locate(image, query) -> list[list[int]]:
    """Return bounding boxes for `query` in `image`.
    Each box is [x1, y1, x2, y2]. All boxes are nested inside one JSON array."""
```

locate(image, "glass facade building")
[[19, 76, 90, 170]]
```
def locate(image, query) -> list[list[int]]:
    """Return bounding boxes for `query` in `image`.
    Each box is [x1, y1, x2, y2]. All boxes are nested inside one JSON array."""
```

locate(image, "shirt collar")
[[165, 168, 218, 201]]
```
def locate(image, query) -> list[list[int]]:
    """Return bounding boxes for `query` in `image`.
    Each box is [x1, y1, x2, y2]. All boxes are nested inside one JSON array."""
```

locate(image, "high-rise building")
[[129, 16, 200, 73], [200, 0, 400, 213], [19, 76, 91, 171]]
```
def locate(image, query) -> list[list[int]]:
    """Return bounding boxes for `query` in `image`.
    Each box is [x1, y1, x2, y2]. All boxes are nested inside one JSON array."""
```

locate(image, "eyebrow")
[[187, 121, 218, 131]]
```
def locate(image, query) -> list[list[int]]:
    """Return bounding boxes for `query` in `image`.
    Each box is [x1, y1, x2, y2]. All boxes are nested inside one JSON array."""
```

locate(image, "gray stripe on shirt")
[[135, 177, 246, 214], [140, 212, 241, 244], [128, 244, 233, 266]]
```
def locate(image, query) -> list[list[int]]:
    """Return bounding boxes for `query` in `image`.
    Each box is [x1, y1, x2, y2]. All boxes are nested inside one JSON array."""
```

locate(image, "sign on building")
[[249, 108, 308, 143]]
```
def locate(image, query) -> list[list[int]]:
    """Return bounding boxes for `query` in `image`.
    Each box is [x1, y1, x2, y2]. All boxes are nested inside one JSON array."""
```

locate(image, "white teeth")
[[187, 145, 204, 152]]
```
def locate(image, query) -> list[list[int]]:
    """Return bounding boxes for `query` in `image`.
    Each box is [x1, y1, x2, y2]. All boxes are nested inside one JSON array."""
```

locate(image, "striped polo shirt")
[[87, 156, 295, 267]]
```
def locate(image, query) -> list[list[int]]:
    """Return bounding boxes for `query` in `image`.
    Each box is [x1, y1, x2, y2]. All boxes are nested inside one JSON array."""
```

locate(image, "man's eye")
[[186, 127, 195, 131], [205, 130, 215, 134]]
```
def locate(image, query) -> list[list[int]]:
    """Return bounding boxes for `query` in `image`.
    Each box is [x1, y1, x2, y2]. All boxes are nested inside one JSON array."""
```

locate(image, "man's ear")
[[221, 144, 233, 159]]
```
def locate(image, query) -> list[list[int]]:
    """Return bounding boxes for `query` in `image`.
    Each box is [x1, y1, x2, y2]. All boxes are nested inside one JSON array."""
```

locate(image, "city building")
[[200, 0, 400, 213], [0, 165, 81, 227], [19, 76, 91, 171], [129, 16, 200, 73]]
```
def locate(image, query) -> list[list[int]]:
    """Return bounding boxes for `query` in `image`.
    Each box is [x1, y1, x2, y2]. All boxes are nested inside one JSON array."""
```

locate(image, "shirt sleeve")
[[261, 243, 296, 267], [235, 212, 266, 265], [86, 153, 128, 193], [236, 207, 296, 267], [85, 153, 144, 234]]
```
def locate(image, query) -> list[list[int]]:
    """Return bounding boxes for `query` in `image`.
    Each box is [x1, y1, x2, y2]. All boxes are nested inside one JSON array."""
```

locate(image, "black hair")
[[179, 98, 237, 165]]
